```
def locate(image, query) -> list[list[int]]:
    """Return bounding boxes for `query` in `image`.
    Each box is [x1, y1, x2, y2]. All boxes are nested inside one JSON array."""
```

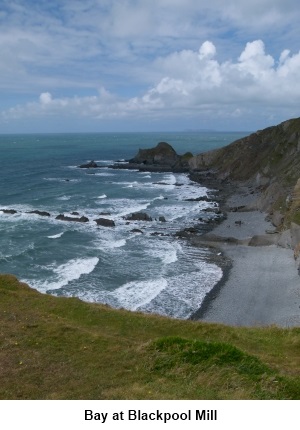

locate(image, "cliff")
[[189, 117, 300, 230]]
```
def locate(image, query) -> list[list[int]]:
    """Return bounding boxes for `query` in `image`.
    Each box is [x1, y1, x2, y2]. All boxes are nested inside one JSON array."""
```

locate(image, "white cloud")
[[199, 41, 216, 60], [39, 92, 52, 105], [2, 39, 300, 127], [1, 1, 300, 130], [1, 0, 300, 95]]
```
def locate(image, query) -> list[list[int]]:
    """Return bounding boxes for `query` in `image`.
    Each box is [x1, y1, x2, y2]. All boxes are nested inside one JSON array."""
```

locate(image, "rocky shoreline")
[[109, 137, 300, 327], [186, 173, 300, 327]]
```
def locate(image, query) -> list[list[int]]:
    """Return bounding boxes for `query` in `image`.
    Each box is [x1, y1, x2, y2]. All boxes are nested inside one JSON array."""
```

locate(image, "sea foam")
[[47, 232, 64, 239], [26, 257, 99, 292]]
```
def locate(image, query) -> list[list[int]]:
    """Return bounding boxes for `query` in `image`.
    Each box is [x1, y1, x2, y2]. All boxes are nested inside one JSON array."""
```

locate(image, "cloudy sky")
[[1, 0, 300, 133]]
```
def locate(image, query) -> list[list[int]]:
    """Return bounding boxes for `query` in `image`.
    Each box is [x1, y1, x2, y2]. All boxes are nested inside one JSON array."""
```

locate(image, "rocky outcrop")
[[56, 214, 89, 223], [79, 160, 98, 168], [130, 142, 178, 166], [0, 209, 17, 214], [27, 210, 51, 217], [128, 142, 193, 171], [125, 212, 152, 221], [94, 218, 115, 227]]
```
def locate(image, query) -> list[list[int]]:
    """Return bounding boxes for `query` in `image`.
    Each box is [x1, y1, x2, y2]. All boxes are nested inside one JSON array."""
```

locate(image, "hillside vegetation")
[[0, 275, 299, 400], [189, 117, 300, 227]]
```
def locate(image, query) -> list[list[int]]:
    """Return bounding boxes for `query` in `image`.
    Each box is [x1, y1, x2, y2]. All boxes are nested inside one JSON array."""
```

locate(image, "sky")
[[1, 0, 300, 133]]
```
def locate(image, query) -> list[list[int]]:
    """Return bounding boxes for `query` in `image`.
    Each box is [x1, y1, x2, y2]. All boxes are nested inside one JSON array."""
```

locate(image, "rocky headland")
[[113, 117, 300, 327], [114, 141, 193, 172]]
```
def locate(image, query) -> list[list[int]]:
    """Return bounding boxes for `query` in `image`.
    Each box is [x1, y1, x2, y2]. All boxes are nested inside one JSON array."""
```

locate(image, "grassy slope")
[[0, 274, 299, 400]]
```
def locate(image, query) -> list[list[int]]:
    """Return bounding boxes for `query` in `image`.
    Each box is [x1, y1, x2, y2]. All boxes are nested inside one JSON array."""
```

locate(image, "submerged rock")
[[78, 160, 98, 168], [125, 212, 152, 221], [130, 228, 143, 234]]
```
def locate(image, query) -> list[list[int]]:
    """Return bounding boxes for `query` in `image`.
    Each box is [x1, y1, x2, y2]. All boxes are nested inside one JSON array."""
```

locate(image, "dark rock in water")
[[128, 142, 192, 171], [56, 214, 89, 223], [130, 228, 143, 234], [27, 210, 51, 217], [159, 216, 166, 222], [1, 209, 17, 214], [129, 142, 177, 166], [125, 212, 152, 221], [71, 211, 80, 215], [184, 196, 212, 202], [78, 160, 98, 168], [94, 217, 115, 227]]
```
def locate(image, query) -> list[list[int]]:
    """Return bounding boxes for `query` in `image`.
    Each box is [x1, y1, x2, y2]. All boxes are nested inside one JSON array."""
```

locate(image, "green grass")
[[0, 274, 299, 400]]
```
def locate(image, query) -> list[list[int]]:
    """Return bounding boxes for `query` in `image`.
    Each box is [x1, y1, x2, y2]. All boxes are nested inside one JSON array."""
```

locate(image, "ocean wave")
[[64, 261, 222, 319], [47, 232, 64, 239], [44, 177, 80, 183], [93, 236, 127, 250], [25, 257, 99, 292], [56, 195, 71, 201], [113, 278, 168, 311], [145, 240, 181, 265], [99, 199, 151, 218], [134, 265, 223, 319], [94, 172, 115, 177]]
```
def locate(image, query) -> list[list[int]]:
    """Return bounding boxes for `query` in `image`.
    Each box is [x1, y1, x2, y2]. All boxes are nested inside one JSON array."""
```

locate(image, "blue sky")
[[1, 0, 300, 133]]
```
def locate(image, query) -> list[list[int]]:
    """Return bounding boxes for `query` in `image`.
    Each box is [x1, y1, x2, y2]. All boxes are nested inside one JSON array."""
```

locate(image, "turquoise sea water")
[[0, 131, 247, 318]]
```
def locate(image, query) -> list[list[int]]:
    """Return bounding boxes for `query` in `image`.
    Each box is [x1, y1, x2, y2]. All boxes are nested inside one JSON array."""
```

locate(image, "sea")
[[0, 131, 247, 319]]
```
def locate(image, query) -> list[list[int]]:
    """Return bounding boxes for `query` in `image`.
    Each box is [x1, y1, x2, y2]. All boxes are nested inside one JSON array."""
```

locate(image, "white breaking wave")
[[105, 199, 151, 218], [64, 262, 223, 319], [56, 195, 71, 201], [95, 238, 127, 249], [95, 160, 114, 164], [25, 257, 99, 292], [97, 194, 107, 199], [163, 173, 177, 185], [146, 240, 181, 265], [113, 278, 168, 311], [94, 172, 115, 177], [47, 232, 64, 239]]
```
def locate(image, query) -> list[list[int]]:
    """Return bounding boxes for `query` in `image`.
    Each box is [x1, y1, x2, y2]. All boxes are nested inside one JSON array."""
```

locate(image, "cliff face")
[[189, 117, 300, 228]]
